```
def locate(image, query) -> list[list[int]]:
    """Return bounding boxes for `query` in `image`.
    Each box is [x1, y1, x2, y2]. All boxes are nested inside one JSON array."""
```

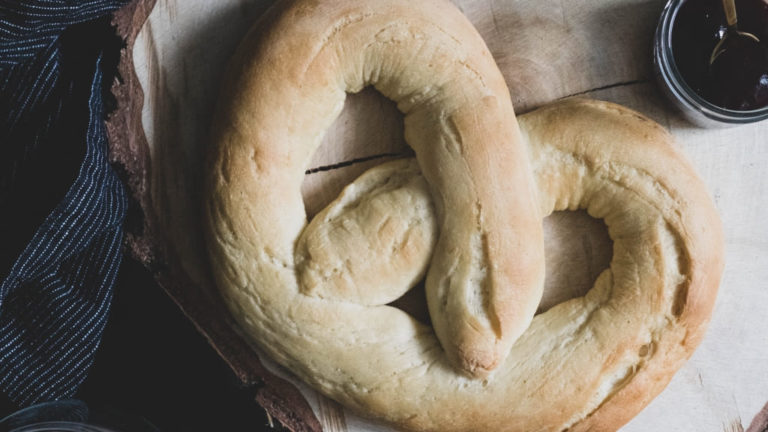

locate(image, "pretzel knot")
[[204, 0, 724, 430]]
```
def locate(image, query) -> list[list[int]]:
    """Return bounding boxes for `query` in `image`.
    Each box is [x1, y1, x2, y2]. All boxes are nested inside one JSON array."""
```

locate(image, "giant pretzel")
[[204, 0, 724, 430]]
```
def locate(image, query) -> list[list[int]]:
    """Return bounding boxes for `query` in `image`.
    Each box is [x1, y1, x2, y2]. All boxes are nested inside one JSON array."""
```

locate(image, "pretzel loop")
[[207, 0, 544, 377], [204, 0, 723, 430]]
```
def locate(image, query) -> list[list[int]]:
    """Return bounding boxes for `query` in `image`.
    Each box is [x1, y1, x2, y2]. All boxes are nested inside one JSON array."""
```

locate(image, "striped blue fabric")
[[0, 0, 128, 406]]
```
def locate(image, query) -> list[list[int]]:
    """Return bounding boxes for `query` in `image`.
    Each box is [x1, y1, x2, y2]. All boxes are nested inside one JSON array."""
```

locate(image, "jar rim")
[[654, 0, 768, 124], [8, 421, 114, 432], [0, 400, 158, 432]]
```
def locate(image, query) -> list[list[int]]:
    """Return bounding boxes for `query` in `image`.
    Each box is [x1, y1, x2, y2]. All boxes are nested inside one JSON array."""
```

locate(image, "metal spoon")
[[710, 0, 761, 65]]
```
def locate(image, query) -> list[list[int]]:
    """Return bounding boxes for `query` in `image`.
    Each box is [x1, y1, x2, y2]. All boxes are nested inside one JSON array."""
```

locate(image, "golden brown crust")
[[208, 0, 545, 377], [519, 99, 724, 432], [204, 0, 724, 430]]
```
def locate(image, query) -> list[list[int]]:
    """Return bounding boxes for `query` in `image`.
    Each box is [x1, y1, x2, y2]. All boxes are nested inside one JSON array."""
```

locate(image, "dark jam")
[[673, 0, 768, 110]]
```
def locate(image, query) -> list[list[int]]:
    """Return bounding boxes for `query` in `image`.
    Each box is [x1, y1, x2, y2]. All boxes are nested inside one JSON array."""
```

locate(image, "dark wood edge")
[[748, 400, 768, 432], [105, 2, 322, 431]]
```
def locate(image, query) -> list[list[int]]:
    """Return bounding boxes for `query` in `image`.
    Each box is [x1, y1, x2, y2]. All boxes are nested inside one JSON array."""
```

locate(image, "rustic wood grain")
[[748, 401, 768, 432], [317, 395, 348, 432], [129, 0, 768, 431]]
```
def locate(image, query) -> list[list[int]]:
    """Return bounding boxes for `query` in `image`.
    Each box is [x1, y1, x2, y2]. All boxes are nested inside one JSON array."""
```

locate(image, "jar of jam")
[[654, 0, 768, 127]]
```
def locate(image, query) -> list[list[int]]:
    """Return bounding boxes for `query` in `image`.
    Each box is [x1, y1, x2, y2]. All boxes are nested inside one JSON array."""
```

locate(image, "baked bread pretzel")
[[204, 0, 724, 430]]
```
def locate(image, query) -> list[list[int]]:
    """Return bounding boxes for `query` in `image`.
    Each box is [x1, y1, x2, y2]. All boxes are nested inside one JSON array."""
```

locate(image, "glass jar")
[[0, 400, 159, 432], [654, 0, 768, 127]]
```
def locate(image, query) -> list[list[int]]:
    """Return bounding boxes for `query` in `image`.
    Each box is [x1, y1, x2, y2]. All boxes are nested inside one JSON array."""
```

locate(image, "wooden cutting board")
[[128, 0, 768, 430]]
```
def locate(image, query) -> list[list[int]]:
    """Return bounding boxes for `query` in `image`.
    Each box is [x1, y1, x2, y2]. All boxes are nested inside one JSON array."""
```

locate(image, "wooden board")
[[131, 0, 768, 430]]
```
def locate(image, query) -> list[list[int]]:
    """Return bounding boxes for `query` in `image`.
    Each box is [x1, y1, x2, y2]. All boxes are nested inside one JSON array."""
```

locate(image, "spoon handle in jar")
[[722, 0, 738, 28]]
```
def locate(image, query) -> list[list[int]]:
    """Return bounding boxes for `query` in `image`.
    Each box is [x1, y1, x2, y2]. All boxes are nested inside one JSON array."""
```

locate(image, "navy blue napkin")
[[1, 0, 128, 407]]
